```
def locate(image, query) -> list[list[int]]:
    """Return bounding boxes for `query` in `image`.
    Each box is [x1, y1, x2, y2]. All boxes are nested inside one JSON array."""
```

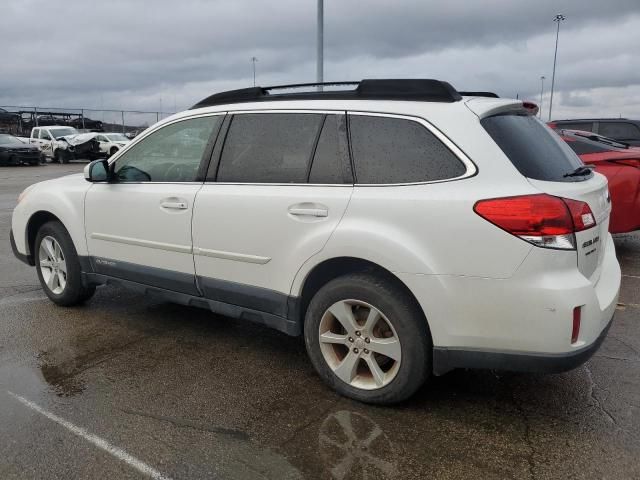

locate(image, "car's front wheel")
[[304, 273, 431, 404], [35, 221, 95, 306]]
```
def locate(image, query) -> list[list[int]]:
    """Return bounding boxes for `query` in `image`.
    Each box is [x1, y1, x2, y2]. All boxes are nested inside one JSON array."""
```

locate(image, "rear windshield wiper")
[[563, 165, 595, 178]]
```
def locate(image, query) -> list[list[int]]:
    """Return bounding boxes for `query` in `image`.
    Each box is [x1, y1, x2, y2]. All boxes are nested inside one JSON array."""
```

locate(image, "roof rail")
[[458, 91, 499, 98], [190, 79, 462, 109]]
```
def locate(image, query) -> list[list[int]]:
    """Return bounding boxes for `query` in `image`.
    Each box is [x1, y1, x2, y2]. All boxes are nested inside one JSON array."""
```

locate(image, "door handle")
[[288, 207, 328, 217], [160, 200, 188, 210]]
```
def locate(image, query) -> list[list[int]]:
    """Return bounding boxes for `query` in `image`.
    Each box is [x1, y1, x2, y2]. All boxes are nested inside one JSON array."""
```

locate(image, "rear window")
[[482, 114, 588, 182]]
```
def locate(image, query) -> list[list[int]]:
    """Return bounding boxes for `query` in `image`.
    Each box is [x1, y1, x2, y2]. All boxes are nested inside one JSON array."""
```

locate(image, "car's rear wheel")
[[35, 221, 95, 306], [109, 147, 118, 157], [304, 273, 431, 404]]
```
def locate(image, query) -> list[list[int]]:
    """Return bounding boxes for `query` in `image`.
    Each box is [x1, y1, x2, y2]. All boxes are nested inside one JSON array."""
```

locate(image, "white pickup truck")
[[30, 126, 101, 163]]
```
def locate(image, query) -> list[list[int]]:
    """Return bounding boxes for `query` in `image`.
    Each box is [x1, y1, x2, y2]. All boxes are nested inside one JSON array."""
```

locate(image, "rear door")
[[84, 114, 224, 295], [191, 111, 353, 315], [482, 113, 611, 282]]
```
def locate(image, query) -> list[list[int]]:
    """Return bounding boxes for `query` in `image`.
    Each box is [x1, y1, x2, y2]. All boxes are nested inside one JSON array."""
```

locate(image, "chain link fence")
[[0, 106, 173, 137]]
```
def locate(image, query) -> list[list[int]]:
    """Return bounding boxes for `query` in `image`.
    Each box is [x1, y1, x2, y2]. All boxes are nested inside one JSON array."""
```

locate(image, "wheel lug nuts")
[[353, 348, 359, 354], [365, 337, 370, 343], [355, 331, 361, 337], [348, 337, 354, 343]]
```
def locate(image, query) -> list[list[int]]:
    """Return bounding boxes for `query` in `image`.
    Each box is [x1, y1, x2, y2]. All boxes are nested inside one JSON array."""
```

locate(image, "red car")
[[550, 125, 640, 233]]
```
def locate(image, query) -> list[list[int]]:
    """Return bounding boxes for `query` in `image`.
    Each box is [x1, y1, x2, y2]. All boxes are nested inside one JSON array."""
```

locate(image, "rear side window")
[[598, 122, 640, 141], [217, 113, 323, 183], [349, 115, 466, 184], [482, 114, 586, 182]]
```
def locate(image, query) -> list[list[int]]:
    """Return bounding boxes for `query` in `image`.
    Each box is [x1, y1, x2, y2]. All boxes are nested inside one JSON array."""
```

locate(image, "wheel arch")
[[25, 211, 63, 260], [293, 256, 432, 343]]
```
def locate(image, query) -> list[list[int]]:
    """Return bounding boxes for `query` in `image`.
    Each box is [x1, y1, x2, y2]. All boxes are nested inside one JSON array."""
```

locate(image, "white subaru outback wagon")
[[10, 79, 621, 404]]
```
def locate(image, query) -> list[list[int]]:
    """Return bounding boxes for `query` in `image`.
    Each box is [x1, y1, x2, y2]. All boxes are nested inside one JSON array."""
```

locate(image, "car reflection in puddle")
[[319, 410, 398, 480]]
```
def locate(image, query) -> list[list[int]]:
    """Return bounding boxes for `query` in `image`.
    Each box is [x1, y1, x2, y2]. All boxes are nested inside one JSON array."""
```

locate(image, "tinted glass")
[[557, 122, 594, 132], [598, 122, 640, 140], [309, 115, 346, 184], [114, 115, 221, 182], [218, 113, 323, 183], [564, 137, 612, 155], [349, 115, 466, 184], [482, 114, 587, 181]]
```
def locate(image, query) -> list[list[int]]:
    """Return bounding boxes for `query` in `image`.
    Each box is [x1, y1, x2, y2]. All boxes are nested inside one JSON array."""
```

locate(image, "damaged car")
[[30, 126, 102, 163]]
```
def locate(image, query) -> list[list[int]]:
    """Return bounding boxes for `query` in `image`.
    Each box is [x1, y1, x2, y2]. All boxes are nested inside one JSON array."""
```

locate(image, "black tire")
[[35, 221, 95, 306], [109, 147, 118, 157], [53, 150, 62, 164], [304, 273, 431, 404]]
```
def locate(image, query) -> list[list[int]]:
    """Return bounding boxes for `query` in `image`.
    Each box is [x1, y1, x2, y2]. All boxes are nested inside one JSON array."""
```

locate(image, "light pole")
[[251, 57, 258, 87], [548, 14, 566, 121], [317, 0, 323, 90], [539, 75, 546, 119]]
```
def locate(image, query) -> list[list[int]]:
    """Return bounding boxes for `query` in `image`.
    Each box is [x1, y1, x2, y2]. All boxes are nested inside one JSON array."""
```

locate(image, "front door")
[[84, 114, 224, 295]]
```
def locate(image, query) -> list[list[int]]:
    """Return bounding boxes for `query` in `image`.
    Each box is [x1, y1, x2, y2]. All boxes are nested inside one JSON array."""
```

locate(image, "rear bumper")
[[432, 312, 614, 375], [398, 233, 621, 376]]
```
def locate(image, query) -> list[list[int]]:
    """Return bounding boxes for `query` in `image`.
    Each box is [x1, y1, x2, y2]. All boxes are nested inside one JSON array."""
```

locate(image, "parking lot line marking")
[[7, 391, 173, 480]]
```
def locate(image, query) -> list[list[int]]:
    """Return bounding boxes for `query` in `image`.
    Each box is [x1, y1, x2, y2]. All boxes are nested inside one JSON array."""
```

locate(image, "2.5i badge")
[[582, 236, 600, 256]]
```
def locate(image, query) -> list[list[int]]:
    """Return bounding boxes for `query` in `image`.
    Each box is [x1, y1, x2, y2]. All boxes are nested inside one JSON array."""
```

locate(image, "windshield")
[[482, 114, 590, 182], [0, 134, 23, 145], [50, 128, 78, 139], [105, 133, 129, 142]]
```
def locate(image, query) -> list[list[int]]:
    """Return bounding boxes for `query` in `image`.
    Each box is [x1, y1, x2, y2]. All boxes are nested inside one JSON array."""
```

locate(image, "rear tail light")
[[611, 159, 640, 169], [473, 194, 596, 250], [571, 306, 581, 344]]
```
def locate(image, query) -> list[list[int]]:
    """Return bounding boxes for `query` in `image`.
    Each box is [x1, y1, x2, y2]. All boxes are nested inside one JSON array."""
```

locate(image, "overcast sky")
[[2, 0, 640, 125]]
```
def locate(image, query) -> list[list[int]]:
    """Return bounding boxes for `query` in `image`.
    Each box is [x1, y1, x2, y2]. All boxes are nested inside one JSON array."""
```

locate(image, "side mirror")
[[84, 159, 110, 182]]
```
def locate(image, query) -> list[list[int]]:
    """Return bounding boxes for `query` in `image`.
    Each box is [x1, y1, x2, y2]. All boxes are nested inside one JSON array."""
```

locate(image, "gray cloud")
[[2, 0, 640, 121]]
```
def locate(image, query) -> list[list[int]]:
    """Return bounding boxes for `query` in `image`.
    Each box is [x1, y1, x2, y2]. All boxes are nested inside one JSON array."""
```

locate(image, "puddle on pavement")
[[318, 410, 398, 480]]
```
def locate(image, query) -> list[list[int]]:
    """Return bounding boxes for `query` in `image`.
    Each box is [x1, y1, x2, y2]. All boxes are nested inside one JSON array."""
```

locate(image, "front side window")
[[113, 115, 221, 182], [40, 130, 52, 140], [349, 115, 466, 184], [217, 113, 324, 183]]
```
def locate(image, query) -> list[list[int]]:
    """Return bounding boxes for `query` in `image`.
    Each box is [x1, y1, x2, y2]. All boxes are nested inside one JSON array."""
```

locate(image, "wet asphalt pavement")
[[0, 163, 638, 480]]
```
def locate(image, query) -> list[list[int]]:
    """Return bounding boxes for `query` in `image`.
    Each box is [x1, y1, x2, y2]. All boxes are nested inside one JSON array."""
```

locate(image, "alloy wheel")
[[38, 236, 67, 295], [319, 299, 401, 390]]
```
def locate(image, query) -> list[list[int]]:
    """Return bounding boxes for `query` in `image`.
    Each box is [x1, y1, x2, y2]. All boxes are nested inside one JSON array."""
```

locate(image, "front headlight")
[[17, 184, 36, 204]]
